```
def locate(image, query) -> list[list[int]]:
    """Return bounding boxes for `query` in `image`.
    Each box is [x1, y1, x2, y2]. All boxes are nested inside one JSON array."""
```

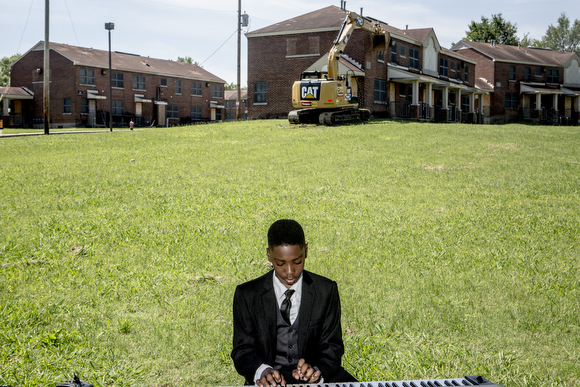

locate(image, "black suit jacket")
[[231, 270, 345, 384]]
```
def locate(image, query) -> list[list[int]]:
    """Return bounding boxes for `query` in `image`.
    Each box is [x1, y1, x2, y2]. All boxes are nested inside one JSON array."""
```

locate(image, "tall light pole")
[[105, 22, 114, 132]]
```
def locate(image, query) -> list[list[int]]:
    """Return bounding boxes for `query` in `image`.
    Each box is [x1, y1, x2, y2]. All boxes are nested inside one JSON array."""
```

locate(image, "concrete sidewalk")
[[0, 128, 141, 138]]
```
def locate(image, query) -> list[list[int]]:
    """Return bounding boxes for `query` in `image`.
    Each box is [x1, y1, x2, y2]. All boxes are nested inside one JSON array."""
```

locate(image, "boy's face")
[[267, 243, 307, 289]]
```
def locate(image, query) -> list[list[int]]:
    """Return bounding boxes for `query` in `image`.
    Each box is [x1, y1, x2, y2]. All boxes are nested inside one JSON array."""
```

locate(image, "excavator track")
[[288, 108, 370, 126]]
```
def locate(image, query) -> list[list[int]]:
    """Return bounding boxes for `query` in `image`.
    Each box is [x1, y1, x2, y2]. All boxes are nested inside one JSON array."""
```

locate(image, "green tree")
[[533, 13, 580, 52], [465, 14, 520, 45], [224, 82, 237, 90], [1, 54, 21, 87], [177, 56, 202, 67]]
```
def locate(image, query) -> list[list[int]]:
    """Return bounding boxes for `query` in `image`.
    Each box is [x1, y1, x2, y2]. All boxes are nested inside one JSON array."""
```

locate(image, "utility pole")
[[236, 0, 241, 120], [43, 0, 50, 135]]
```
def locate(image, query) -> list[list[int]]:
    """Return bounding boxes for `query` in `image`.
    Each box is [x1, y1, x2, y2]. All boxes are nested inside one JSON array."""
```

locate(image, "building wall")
[[247, 31, 339, 119], [10, 48, 225, 127]]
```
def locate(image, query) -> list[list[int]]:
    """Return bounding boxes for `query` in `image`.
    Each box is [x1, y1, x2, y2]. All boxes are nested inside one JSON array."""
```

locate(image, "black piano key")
[[402, 382, 410, 387], [434, 382, 442, 387], [410, 382, 418, 387], [428, 381, 436, 387], [420, 382, 428, 387], [444, 381, 452, 386], [391, 383, 399, 387]]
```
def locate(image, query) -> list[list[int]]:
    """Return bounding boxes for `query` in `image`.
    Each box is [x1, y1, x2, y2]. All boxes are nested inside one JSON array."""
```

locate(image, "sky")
[[2, 0, 578, 87]]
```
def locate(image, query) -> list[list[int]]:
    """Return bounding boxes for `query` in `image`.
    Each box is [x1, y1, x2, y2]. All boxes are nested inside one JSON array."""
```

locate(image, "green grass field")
[[1, 120, 579, 387]]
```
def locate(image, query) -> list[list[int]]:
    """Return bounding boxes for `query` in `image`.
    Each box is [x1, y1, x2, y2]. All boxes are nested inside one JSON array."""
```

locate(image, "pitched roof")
[[225, 89, 247, 100], [246, 6, 347, 36], [24, 41, 225, 83], [0, 86, 34, 100], [246, 6, 456, 55], [453, 40, 577, 67]]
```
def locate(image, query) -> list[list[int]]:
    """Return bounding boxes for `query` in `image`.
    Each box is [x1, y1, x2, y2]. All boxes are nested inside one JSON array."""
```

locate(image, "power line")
[[200, 29, 237, 65], [62, 0, 80, 47], [17, 0, 35, 54]]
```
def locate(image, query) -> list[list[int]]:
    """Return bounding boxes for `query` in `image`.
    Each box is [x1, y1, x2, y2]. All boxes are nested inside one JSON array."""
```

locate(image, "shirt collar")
[[272, 271, 303, 303]]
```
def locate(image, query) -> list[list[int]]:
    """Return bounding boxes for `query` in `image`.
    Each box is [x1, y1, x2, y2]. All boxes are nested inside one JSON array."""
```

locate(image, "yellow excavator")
[[288, 11, 390, 125]]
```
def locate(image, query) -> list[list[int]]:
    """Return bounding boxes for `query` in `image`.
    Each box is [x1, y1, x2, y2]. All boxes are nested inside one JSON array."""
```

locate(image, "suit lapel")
[[297, 271, 315, 355], [259, 272, 277, 363]]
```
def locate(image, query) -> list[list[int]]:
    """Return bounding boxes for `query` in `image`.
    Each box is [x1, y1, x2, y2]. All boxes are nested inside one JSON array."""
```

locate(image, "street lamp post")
[[105, 22, 114, 132]]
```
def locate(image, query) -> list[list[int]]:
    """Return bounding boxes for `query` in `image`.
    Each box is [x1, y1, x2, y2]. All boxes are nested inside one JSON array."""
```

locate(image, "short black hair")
[[267, 219, 305, 248]]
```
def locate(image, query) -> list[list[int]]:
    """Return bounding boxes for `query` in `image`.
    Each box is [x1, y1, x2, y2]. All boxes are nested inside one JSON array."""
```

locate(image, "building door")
[[88, 100, 97, 127]]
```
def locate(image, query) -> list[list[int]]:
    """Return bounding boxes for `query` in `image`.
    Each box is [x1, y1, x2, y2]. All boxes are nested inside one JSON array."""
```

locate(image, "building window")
[[211, 84, 223, 98], [509, 65, 516, 81], [461, 95, 470, 112], [175, 80, 182, 94], [63, 97, 71, 114], [505, 93, 518, 109], [464, 65, 469, 82], [254, 82, 267, 103], [374, 79, 386, 103], [457, 64, 461, 80], [81, 97, 88, 114], [225, 101, 230, 109], [377, 50, 384, 62], [450, 61, 455, 72], [111, 72, 124, 88], [216, 108, 222, 121], [391, 42, 397, 63], [133, 75, 145, 90], [80, 68, 95, 85], [409, 48, 419, 69], [535, 67, 542, 77], [191, 106, 202, 120], [439, 58, 448, 77], [161, 78, 167, 87], [547, 68, 559, 84], [191, 82, 202, 96], [524, 67, 531, 82], [167, 104, 178, 119], [400, 44, 406, 58], [112, 100, 124, 116]]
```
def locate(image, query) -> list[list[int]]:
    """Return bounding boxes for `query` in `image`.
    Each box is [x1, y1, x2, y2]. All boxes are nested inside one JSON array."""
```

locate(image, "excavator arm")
[[327, 12, 390, 80]]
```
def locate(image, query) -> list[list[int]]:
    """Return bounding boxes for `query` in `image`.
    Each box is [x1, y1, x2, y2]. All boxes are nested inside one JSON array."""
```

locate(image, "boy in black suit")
[[231, 219, 356, 386]]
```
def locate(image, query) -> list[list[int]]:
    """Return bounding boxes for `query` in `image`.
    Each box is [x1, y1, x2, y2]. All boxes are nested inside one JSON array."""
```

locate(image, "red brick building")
[[452, 40, 580, 124], [3, 41, 226, 128], [246, 5, 488, 123], [225, 89, 248, 120]]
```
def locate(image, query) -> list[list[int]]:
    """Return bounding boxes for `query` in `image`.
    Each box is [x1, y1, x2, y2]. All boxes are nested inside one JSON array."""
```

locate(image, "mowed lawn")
[[0, 120, 578, 387]]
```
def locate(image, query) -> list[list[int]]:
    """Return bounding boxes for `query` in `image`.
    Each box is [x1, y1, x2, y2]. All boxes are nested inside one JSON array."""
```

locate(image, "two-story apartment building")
[[4, 41, 226, 128], [224, 89, 248, 120], [246, 5, 489, 123], [452, 40, 580, 124]]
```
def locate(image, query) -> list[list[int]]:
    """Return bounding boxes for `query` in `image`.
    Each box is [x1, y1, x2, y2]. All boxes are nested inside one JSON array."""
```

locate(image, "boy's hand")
[[292, 358, 321, 384], [257, 368, 286, 387]]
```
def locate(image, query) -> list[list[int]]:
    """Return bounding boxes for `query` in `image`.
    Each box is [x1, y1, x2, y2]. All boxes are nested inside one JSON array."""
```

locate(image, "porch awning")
[[561, 87, 580, 96], [305, 54, 365, 77], [0, 87, 34, 100], [87, 91, 106, 100], [134, 94, 152, 103], [520, 84, 563, 95]]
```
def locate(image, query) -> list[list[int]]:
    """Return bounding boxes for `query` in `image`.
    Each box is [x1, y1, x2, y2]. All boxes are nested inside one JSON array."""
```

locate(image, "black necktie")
[[280, 289, 295, 325]]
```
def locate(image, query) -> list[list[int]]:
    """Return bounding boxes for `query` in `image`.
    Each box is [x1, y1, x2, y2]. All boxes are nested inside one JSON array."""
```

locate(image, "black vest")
[[274, 304, 300, 369]]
